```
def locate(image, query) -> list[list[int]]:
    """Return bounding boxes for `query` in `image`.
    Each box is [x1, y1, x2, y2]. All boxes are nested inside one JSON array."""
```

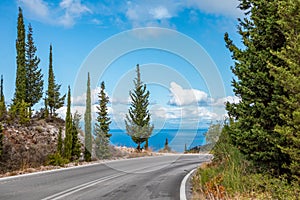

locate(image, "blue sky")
[[0, 0, 243, 129]]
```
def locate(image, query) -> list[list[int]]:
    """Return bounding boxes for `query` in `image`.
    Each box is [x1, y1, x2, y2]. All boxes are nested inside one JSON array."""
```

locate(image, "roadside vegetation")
[[0, 7, 154, 174], [192, 0, 300, 199]]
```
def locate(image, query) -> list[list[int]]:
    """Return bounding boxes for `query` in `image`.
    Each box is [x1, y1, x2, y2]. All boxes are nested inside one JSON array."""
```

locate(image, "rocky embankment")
[[0, 119, 64, 173]]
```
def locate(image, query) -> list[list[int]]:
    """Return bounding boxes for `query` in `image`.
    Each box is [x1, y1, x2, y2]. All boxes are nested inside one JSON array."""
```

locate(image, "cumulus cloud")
[[168, 82, 208, 106], [211, 96, 241, 107], [18, 0, 91, 27], [186, 0, 242, 17]]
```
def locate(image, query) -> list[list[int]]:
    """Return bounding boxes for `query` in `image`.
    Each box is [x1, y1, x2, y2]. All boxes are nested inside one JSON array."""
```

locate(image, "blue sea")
[[109, 129, 208, 153]]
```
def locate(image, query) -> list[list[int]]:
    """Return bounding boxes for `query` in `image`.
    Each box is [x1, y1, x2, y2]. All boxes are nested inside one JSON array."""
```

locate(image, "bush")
[[46, 153, 68, 167]]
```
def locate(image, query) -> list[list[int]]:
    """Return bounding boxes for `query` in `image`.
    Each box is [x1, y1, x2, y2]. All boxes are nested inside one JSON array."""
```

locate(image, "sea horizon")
[[109, 128, 208, 153]]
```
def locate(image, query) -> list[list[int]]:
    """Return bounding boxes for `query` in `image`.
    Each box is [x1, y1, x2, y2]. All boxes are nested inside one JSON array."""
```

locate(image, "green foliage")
[[269, 0, 300, 182], [71, 121, 81, 160], [0, 75, 6, 119], [84, 73, 92, 161], [73, 110, 82, 130], [94, 81, 111, 159], [57, 127, 63, 155], [9, 100, 30, 124], [45, 45, 65, 118], [205, 122, 222, 145], [64, 86, 72, 160], [13, 7, 26, 105], [47, 153, 68, 167], [224, 0, 288, 174], [193, 125, 300, 199], [125, 64, 154, 150], [25, 23, 43, 116]]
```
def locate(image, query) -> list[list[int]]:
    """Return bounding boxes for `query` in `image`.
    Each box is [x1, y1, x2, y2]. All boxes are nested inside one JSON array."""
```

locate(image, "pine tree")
[[0, 75, 6, 119], [269, 0, 300, 180], [57, 127, 63, 155], [94, 81, 111, 159], [125, 64, 154, 151], [13, 7, 26, 105], [25, 23, 43, 116], [46, 45, 65, 117], [224, 0, 288, 173], [64, 86, 72, 160], [84, 73, 92, 161]]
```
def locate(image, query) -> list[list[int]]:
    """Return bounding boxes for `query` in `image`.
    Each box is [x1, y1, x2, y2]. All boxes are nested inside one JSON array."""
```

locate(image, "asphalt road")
[[0, 154, 211, 200]]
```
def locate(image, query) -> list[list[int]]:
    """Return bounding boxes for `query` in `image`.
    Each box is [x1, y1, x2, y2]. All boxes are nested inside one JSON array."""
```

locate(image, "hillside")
[[0, 118, 65, 173]]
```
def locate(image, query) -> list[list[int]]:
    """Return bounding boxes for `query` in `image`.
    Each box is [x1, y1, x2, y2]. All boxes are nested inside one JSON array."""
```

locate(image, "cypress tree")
[[13, 7, 26, 105], [73, 110, 82, 131], [270, 0, 300, 180], [225, 0, 287, 173], [45, 45, 65, 117], [57, 127, 63, 155], [71, 121, 81, 160], [64, 86, 72, 160], [0, 75, 6, 119], [25, 23, 43, 116], [94, 81, 111, 159], [125, 64, 154, 151], [84, 73, 92, 161]]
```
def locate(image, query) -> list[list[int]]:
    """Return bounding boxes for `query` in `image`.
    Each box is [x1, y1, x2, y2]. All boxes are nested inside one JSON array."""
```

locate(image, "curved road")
[[0, 154, 211, 200]]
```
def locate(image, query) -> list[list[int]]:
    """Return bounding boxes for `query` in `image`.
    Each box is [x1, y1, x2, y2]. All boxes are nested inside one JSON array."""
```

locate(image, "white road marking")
[[180, 168, 197, 200], [41, 173, 124, 200]]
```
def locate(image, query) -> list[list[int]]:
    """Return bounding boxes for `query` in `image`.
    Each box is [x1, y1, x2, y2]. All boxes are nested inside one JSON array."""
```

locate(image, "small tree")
[[45, 45, 65, 117], [163, 138, 171, 152], [125, 64, 154, 151], [94, 81, 111, 159], [73, 110, 82, 131], [71, 121, 81, 160]]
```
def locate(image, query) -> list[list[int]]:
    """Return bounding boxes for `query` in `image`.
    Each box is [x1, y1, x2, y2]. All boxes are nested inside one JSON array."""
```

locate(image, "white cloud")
[[168, 82, 208, 106], [18, 0, 49, 18], [211, 96, 241, 107], [149, 6, 171, 20], [18, 0, 91, 27], [186, 0, 242, 17]]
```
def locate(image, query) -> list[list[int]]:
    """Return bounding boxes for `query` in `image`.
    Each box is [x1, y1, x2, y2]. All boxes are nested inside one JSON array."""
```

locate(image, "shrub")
[[46, 153, 68, 167]]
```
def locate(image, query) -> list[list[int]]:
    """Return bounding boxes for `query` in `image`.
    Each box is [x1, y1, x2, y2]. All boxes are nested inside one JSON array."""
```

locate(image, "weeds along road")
[[0, 154, 211, 200]]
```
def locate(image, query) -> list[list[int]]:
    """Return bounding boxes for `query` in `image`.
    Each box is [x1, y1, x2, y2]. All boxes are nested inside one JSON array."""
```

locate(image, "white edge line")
[[180, 168, 197, 200]]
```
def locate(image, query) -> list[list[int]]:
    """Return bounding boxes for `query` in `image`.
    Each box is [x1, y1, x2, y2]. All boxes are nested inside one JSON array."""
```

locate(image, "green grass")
[[192, 127, 300, 199]]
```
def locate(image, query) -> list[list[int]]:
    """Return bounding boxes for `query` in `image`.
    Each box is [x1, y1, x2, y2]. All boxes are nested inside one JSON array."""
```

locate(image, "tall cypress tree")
[[0, 75, 6, 119], [64, 86, 72, 160], [225, 0, 287, 173], [84, 73, 92, 161], [94, 81, 111, 159], [13, 7, 26, 105], [46, 44, 65, 117], [25, 23, 43, 116], [125, 64, 154, 151]]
